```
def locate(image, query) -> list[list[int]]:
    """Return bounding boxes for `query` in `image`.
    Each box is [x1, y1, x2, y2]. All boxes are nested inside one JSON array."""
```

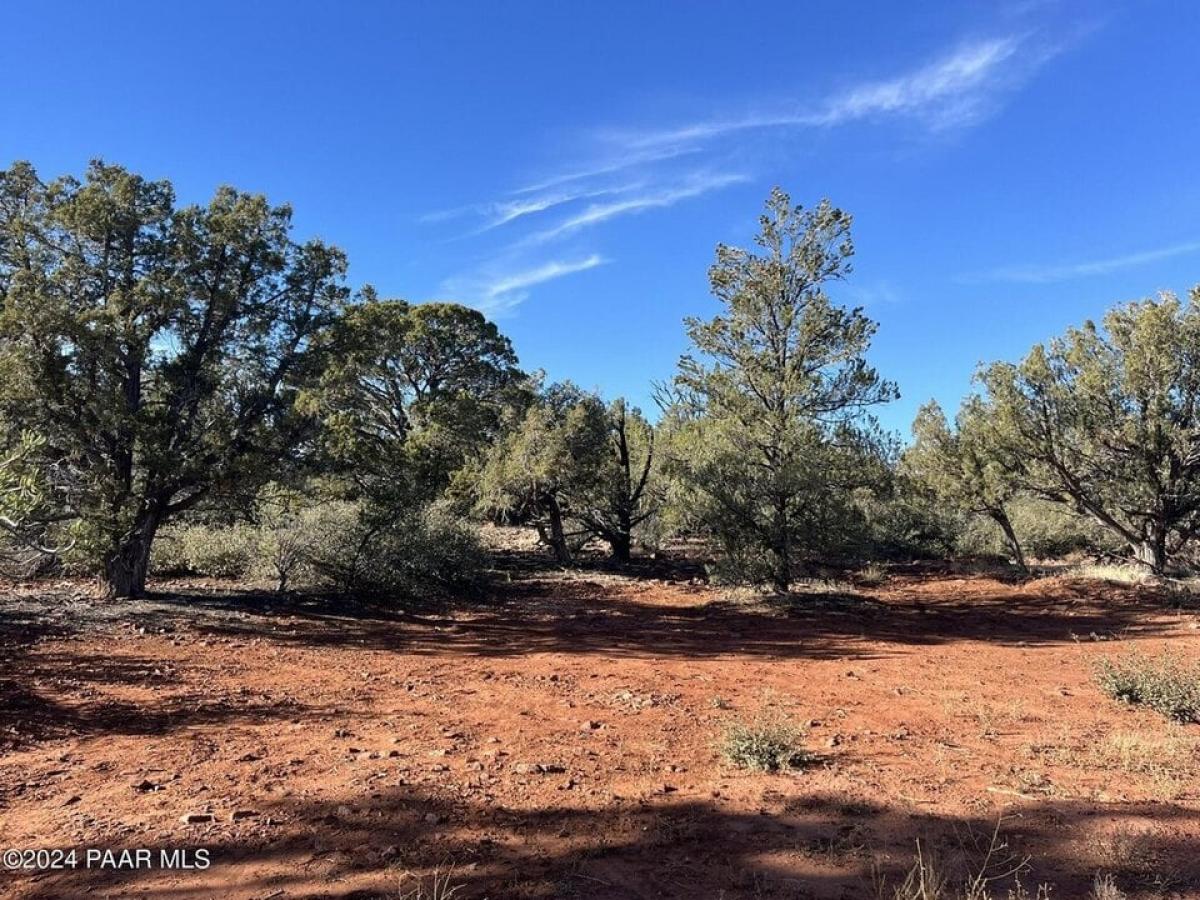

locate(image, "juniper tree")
[[475, 382, 608, 564], [672, 188, 896, 591], [302, 296, 527, 507], [576, 398, 658, 563], [0, 160, 347, 597], [905, 399, 1027, 571], [977, 290, 1200, 573]]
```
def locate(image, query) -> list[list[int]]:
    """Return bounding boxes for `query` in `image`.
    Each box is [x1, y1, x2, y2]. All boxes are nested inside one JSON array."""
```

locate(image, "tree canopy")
[[669, 187, 896, 591], [976, 290, 1200, 573], [303, 295, 527, 506], [476, 382, 609, 564], [9, 160, 1195, 595], [0, 160, 348, 596], [904, 399, 1026, 570]]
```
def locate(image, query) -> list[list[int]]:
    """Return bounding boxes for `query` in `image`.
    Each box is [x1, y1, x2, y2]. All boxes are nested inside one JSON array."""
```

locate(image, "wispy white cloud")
[[441, 255, 607, 316], [424, 183, 642, 233], [605, 34, 1050, 151], [431, 29, 1070, 314], [526, 172, 749, 244], [975, 239, 1200, 284], [813, 36, 1026, 129], [512, 145, 702, 196]]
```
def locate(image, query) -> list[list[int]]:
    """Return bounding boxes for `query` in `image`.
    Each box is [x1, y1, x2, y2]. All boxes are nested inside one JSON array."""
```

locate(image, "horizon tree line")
[[2, 158, 1198, 598]]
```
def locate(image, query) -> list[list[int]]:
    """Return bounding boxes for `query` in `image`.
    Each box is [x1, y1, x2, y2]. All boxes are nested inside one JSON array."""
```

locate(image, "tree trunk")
[[770, 532, 791, 594], [990, 509, 1028, 574], [609, 501, 633, 563], [771, 552, 790, 594], [610, 531, 632, 564], [103, 509, 162, 598], [1133, 531, 1167, 574], [771, 494, 791, 594], [544, 496, 573, 565]]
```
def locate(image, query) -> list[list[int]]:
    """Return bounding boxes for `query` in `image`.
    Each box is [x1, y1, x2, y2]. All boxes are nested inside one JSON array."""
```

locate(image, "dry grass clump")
[[1100, 731, 1195, 775], [1068, 563, 1155, 585], [1089, 874, 1128, 900], [869, 821, 1154, 900], [718, 717, 811, 771], [856, 561, 889, 586], [876, 837, 1131, 899], [1068, 562, 1200, 608], [872, 836, 1047, 900], [396, 866, 466, 900], [1025, 729, 1198, 800]]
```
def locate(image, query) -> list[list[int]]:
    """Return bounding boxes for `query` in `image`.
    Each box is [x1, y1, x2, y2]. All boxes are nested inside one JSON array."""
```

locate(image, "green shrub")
[[1095, 651, 1200, 723], [1008, 496, 1116, 559], [719, 718, 810, 771], [956, 496, 1117, 561], [158, 522, 257, 578], [152, 494, 485, 603], [706, 545, 778, 587], [859, 487, 962, 561], [303, 502, 485, 601]]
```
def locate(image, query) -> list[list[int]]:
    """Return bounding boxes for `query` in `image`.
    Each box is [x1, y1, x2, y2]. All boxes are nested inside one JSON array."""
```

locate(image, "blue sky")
[[4, 1, 1199, 434]]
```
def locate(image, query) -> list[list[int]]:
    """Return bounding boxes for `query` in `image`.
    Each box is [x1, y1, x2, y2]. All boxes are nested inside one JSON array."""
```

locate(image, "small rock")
[[231, 809, 259, 821], [179, 812, 213, 825], [826, 734, 842, 748], [424, 812, 441, 825]]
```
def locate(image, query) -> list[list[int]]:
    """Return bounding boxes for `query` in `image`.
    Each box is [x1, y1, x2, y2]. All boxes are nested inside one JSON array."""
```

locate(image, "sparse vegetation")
[[153, 499, 484, 602], [1095, 651, 1200, 723], [395, 866, 467, 900], [1069, 563, 1157, 585], [856, 561, 888, 586], [873, 824, 1053, 900], [718, 717, 810, 771], [1090, 874, 1128, 900]]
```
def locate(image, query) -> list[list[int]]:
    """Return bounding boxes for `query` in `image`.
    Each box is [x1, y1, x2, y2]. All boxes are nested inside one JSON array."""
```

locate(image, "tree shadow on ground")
[[0, 604, 321, 749], [1, 559, 1191, 751], [138, 566, 1189, 664], [19, 783, 1200, 899]]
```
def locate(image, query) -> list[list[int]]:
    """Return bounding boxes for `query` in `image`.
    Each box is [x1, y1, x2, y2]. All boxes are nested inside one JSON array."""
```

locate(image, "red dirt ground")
[[1, 553, 1198, 899]]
